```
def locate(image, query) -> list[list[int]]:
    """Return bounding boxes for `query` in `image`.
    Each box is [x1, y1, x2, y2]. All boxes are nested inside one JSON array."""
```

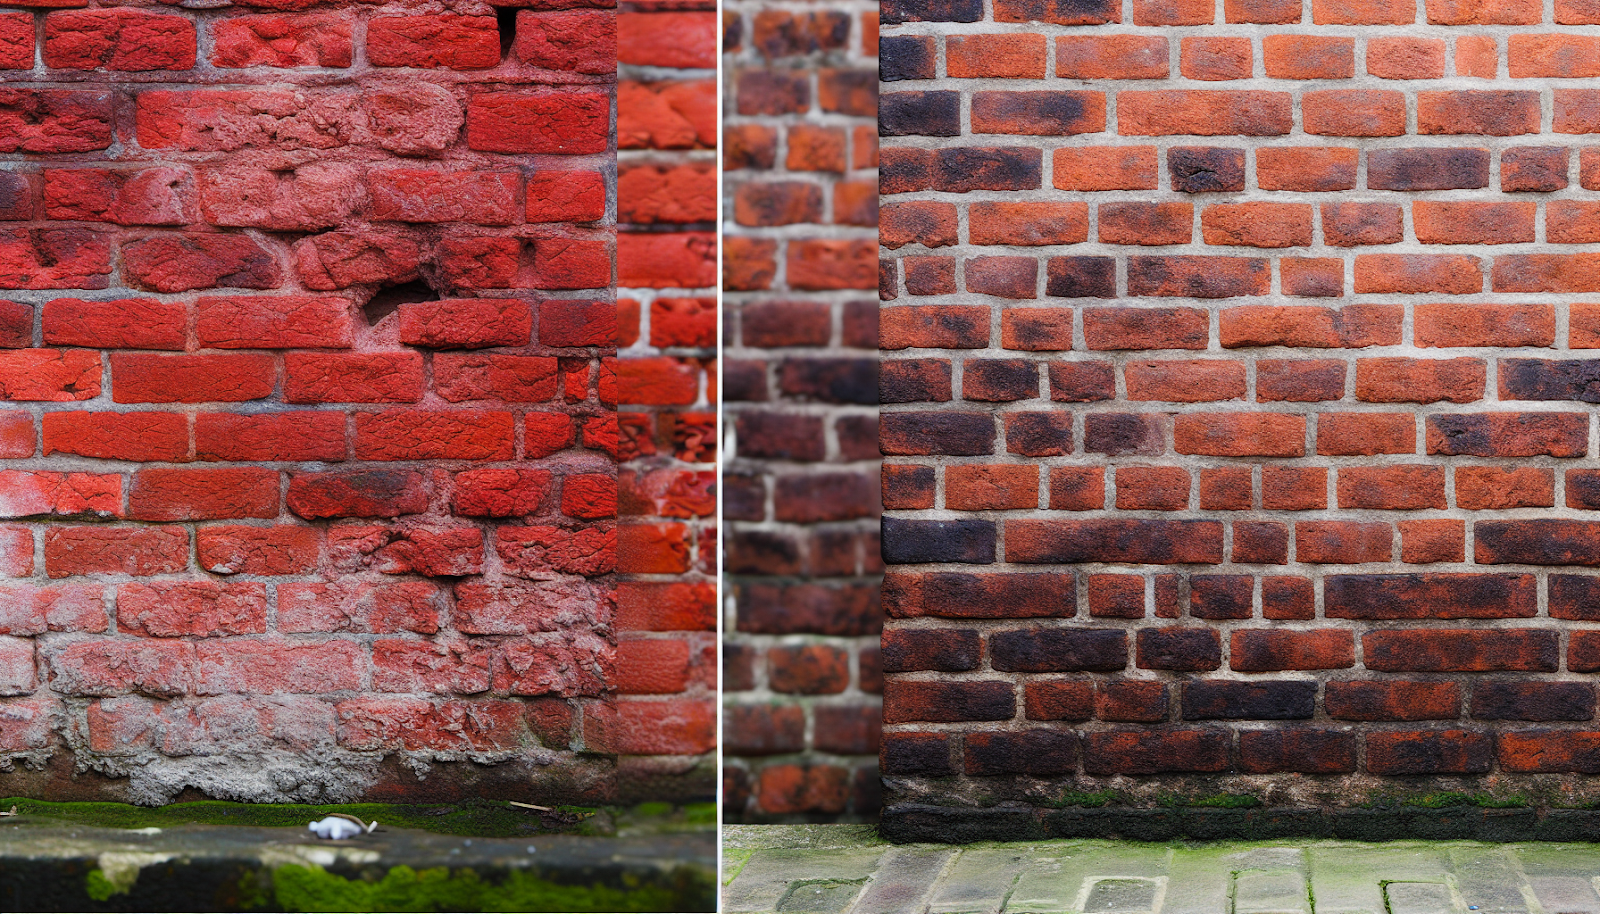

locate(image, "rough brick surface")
[[723, 0, 881, 822], [881, 0, 1600, 825], [614, 0, 718, 795], [0, 2, 651, 808]]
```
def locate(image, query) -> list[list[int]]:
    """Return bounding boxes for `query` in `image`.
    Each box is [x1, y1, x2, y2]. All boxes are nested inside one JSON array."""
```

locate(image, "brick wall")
[[880, 0, 1600, 837], [612, 0, 719, 794], [0, 1, 636, 806], [721, 0, 882, 821]]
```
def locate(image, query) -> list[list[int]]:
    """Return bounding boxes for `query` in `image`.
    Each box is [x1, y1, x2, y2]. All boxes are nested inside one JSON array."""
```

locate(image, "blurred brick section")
[[0, 0, 643, 806], [615, 0, 718, 796], [723, 0, 882, 822]]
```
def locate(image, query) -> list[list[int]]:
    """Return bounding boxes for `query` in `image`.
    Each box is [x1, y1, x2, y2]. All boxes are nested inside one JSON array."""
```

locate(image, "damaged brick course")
[[0, 0, 649, 807]]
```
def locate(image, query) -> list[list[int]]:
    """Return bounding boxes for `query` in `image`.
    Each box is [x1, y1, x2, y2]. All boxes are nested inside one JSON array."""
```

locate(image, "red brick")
[[0, 90, 112, 155], [1115, 466, 1190, 511], [1257, 359, 1344, 402], [1303, 90, 1406, 136], [367, 15, 498, 69], [44, 526, 185, 578], [1118, 91, 1291, 136], [619, 79, 714, 149], [1364, 629, 1557, 672], [1313, 0, 1414, 22], [129, 468, 279, 521], [1414, 303, 1553, 347], [1316, 413, 1414, 456], [1174, 413, 1306, 456], [1355, 358, 1485, 403], [583, 700, 715, 755], [1337, 465, 1446, 510], [1220, 305, 1401, 348], [43, 168, 194, 227], [44, 9, 196, 71], [1295, 521, 1392, 562], [118, 582, 268, 637], [516, 10, 614, 74], [1420, 90, 1540, 135], [1180, 36, 1252, 79], [467, 90, 610, 155], [195, 412, 346, 462], [0, 471, 120, 519], [1256, 147, 1358, 191], [196, 295, 353, 349], [44, 412, 186, 463], [1263, 35, 1354, 79], [1457, 35, 1499, 77], [1052, 147, 1159, 190], [1414, 201, 1535, 245], [1548, 202, 1600, 244], [49, 639, 195, 697], [618, 11, 714, 68], [1355, 254, 1484, 294], [0, 14, 30, 70], [1367, 37, 1446, 78], [211, 15, 353, 68], [112, 354, 274, 404], [196, 527, 319, 577], [1321, 202, 1402, 247], [1231, 630, 1353, 671], [1202, 203, 1313, 247], [1055, 35, 1167, 79], [338, 698, 525, 752], [947, 33, 1046, 78], [1456, 466, 1554, 510], [1201, 468, 1252, 511], [353, 411, 514, 461]]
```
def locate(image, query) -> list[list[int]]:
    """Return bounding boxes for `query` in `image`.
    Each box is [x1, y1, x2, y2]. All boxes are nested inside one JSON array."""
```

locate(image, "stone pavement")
[[722, 824, 1600, 914]]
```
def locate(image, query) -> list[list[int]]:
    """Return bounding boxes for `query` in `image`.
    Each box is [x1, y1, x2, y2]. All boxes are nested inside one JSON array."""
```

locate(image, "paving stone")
[[1525, 876, 1600, 914], [1083, 877, 1160, 913], [848, 846, 956, 914], [1448, 847, 1529, 914], [928, 847, 1034, 914], [1233, 870, 1309, 914], [777, 879, 867, 913], [1158, 846, 1234, 914], [1305, 844, 1451, 914], [723, 847, 887, 913], [1384, 881, 1459, 914], [1005, 844, 1171, 914]]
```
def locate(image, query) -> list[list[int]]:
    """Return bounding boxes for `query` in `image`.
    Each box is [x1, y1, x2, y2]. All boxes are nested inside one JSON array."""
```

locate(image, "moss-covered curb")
[[0, 815, 715, 912], [0, 798, 714, 839]]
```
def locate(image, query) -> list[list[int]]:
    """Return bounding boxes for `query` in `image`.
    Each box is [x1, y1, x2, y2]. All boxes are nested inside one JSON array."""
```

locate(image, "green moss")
[[1047, 790, 1120, 808], [84, 869, 121, 902], [721, 848, 755, 887], [1357, 791, 1532, 810], [271, 863, 687, 913], [1179, 794, 1263, 809], [0, 797, 717, 839], [1400, 792, 1528, 809]]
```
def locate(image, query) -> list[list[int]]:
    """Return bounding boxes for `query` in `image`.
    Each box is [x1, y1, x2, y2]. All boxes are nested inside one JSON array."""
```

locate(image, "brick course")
[[0, 0, 646, 806], [723, 0, 882, 820], [880, 0, 1600, 826]]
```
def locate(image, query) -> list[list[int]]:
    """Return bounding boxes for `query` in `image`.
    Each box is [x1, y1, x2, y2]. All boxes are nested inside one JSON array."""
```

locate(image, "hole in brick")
[[362, 280, 438, 327], [496, 7, 517, 60]]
